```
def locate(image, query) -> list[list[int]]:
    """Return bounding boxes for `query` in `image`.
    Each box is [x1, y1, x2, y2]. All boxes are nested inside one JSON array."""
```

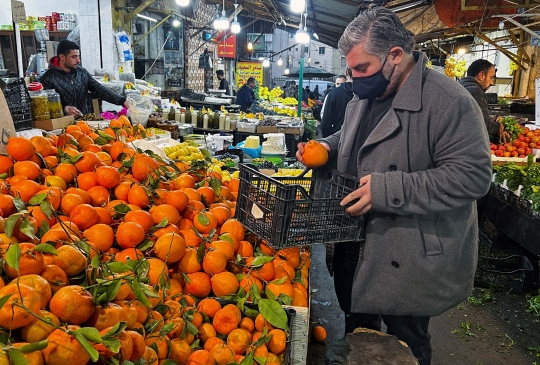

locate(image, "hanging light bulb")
[[277, 57, 283, 66], [498, 20, 505, 30], [176, 0, 190, 6], [290, 0, 306, 13], [172, 18, 181, 27], [457, 47, 467, 55], [231, 3, 241, 34], [247, 42, 253, 51], [295, 13, 310, 44], [284, 68, 290, 74], [263, 59, 270, 67], [213, 0, 229, 30]]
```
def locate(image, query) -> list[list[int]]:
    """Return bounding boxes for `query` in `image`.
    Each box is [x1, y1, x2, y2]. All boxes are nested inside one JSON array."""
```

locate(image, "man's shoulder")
[[423, 69, 472, 100]]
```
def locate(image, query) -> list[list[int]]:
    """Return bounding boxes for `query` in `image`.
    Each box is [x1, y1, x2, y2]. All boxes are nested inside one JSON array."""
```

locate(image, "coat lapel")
[[360, 109, 401, 153], [340, 99, 367, 157]]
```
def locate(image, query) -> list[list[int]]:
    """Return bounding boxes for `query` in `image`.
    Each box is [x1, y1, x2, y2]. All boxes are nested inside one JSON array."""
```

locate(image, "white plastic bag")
[[114, 31, 134, 62], [126, 94, 154, 127]]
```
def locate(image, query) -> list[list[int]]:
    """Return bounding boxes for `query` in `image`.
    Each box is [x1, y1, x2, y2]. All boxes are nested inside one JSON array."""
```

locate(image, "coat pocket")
[[418, 215, 443, 256]]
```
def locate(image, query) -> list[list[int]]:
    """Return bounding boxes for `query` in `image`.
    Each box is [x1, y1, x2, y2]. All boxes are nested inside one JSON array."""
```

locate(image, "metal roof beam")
[[507, 30, 531, 62], [308, 8, 352, 22], [126, 0, 156, 22], [461, 0, 537, 10], [472, 30, 527, 70], [497, 14, 540, 41]]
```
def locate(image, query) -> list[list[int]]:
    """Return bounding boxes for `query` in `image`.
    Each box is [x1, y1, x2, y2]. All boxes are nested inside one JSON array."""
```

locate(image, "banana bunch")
[[163, 142, 205, 162], [444, 57, 467, 78], [272, 169, 312, 177]]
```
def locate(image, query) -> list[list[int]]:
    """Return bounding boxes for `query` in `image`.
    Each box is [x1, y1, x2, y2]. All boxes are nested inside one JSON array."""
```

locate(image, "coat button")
[[391, 261, 400, 268], [389, 164, 397, 171], [392, 198, 400, 205]]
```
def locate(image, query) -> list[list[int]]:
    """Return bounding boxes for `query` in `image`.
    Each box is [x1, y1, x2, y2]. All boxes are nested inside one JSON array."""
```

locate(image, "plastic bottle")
[[180, 110, 186, 124], [168, 107, 175, 121], [219, 113, 226, 130], [225, 114, 231, 130], [190, 110, 197, 124], [203, 112, 209, 129], [175, 109, 181, 122]]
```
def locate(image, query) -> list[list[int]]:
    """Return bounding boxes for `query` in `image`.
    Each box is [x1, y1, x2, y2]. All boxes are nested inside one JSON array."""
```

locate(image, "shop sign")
[[235, 62, 263, 89], [247, 34, 266, 51], [218, 35, 237, 59], [531, 32, 540, 46], [11, 0, 26, 24]]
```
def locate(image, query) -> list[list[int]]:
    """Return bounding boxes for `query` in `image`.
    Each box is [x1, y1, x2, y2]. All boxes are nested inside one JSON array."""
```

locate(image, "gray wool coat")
[[319, 52, 493, 317]]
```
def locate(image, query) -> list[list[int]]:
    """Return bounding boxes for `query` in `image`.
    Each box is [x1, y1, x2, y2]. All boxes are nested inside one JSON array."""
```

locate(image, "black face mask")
[[352, 56, 395, 100]]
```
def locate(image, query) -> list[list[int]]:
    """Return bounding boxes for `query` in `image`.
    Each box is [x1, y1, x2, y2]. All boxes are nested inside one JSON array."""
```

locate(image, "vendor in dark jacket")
[[236, 77, 256, 112], [459, 59, 508, 144], [39, 40, 127, 116], [320, 69, 353, 137]]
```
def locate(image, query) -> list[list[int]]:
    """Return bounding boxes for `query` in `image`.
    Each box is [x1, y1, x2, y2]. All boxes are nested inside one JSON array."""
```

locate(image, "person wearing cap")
[[216, 70, 230, 94], [39, 40, 127, 116]]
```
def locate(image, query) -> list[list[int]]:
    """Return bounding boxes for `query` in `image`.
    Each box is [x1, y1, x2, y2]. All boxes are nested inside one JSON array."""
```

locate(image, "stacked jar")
[[45, 90, 64, 119], [28, 82, 50, 121]]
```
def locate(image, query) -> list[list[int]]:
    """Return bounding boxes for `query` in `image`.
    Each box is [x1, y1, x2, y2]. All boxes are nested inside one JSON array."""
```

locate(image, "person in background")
[[216, 70, 230, 94], [284, 81, 298, 99], [39, 40, 127, 116], [236, 77, 256, 112], [296, 7, 491, 365], [305, 86, 315, 100], [459, 59, 507, 144], [314, 85, 321, 100], [320, 68, 353, 137], [321, 73, 348, 119]]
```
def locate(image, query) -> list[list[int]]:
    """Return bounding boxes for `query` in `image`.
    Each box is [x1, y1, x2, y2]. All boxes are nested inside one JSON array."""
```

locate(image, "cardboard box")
[[278, 126, 304, 135], [33, 115, 74, 130], [257, 126, 278, 134]]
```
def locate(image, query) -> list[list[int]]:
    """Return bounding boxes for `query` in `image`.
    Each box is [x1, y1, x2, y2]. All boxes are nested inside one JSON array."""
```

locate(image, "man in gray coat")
[[297, 8, 492, 365]]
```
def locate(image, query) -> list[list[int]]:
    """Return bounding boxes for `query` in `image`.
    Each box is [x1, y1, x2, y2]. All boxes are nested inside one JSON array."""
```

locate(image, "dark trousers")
[[333, 242, 432, 365]]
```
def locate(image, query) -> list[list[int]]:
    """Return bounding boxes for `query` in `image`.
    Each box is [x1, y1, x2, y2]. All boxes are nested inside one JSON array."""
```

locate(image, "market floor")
[[306, 244, 540, 365]]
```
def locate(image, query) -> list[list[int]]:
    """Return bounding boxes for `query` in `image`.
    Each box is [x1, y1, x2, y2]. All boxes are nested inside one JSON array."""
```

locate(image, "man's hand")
[[123, 101, 129, 109], [340, 174, 372, 216], [498, 121, 510, 144], [64, 106, 82, 116], [296, 141, 330, 164]]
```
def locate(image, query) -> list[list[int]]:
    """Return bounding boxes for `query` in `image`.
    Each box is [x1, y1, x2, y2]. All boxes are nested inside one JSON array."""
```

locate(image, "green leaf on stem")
[[19, 218, 37, 240], [132, 279, 151, 307], [40, 200, 53, 220], [33, 244, 58, 255], [17, 339, 49, 353], [28, 194, 47, 206], [6, 349, 29, 365], [72, 331, 99, 362], [250, 256, 274, 267], [6, 243, 20, 273], [107, 262, 132, 273], [0, 294, 13, 309], [4, 214, 20, 238], [12, 198, 25, 213], [75, 327, 102, 343], [258, 299, 289, 331]]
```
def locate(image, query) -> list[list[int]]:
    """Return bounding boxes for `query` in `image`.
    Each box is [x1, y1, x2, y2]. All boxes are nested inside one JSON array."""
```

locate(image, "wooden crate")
[[283, 305, 309, 365]]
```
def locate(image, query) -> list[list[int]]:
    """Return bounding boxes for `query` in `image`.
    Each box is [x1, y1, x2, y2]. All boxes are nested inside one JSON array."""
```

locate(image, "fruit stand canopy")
[[201, 0, 540, 47]]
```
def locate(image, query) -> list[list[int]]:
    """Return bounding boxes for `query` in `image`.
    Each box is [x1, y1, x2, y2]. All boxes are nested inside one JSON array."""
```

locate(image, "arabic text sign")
[[236, 62, 263, 89]]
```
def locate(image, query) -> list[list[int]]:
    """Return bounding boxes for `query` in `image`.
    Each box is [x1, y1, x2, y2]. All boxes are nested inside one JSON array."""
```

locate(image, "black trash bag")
[[325, 331, 418, 365], [199, 49, 213, 70]]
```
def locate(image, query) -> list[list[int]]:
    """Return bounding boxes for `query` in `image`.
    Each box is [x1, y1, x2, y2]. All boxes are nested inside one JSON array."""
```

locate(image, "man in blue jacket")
[[236, 77, 256, 112]]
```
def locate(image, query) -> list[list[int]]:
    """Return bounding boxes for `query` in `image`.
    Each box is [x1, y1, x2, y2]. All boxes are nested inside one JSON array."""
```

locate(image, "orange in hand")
[[302, 140, 329, 168]]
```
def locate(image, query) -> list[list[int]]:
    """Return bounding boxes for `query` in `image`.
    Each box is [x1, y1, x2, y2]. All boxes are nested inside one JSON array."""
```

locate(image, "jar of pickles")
[[45, 90, 64, 119], [28, 82, 50, 121]]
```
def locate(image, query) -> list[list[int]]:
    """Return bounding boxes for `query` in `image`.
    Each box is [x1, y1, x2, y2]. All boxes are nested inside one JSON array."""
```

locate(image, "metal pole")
[[14, 22, 23, 77], [297, 46, 304, 117]]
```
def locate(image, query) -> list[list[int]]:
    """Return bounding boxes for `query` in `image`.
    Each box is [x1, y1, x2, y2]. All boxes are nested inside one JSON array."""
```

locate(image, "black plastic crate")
[[3, 78, 31, 110], [475, 254, 534, 293], [9, 105, 33, 131], [236, 164, 363, 248], [486, 93, 498, 104], [510, 103, 534, 115]]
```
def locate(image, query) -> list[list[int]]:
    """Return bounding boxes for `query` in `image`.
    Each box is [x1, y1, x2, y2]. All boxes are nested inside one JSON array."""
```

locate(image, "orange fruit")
[[30, 135, 52, 155], [6, 242, 44, 278], [302, 140, 329, 168], [116, 221, 146, 249], [155, 232, 186, 263], [147, 258, 169, 286], [74, 151, 102, 173], [220, 218, 245, 241], [197, 298, 222, 319], [150, 204, 180, 226], [209, 206, 231, 226], [115, 247, 144, 264], [203, 249, 228, 275], [83, 223, 114, 251], [185, 272, 211, 298], [211, 271, 239, 297], [165, 190, 190, 212], [87, 185, 110, 207], [56, 244, 87, 276], [178, 218, 194, 230], [42, 325, 91, 365], [267, 329, 287, 355], [65, 187, 91, 204], [0, 284, 41, 329], [212, 306, 240, 336], [114, 181, 132, 200], [177, 248, 202, 273], [312, 325, 327, 342], [172, 174, 195, 189], [49, 285, 94, 324], [236, 241, 254, 257], [154, 224, 181, 239], [39, 264, 68, 293], [27, 205, 56, 230], [194, 211, 218, 234], [11, 180, 42, 203], [10, 274, 51, 309], [266, 279, 294, 300], [38, 187, 62, 210], [77, 171, 98, 191], [170, 339, 193, 364], [41, 228, 71, 247], [44, 155, 59, 168], [60, 194, 84, 215], [95, 206, 113, 224], [246, 258, 275, 282], [239, 274, 263, 301], [127, 184, 151, 208], [132, 155, 159, 181], [197, 186, 216, 205], [183, 188, 201, 202], [21, 309, 60, 343], [179, 229, 203, 248], [204, 337, 224, 351], [275, 247, 301, 269], [127, 330, 146, 361], [239, 317, 255, 333], [125, 209, 154, 232], [209, 344, 236, 365], [210, 240, 235, 260], [228, 178, 240, 193], [54, 163, 79, 184], [227, 328, 251, 355], [198, 322, 217, 342], [0, 195, 15, 217], [140, 346, 159, 364], [87, 303, 128, 331], [292, 287, 308, 307], [13, 160, 41, 180], [187, 350, 213, 365], [0, 155, 14, 175], [7, 137, 36, 161], [69, 203, 99, 230]]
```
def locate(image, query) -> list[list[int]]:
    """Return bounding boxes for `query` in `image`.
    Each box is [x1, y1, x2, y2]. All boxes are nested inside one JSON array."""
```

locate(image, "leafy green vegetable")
[[500, 116, 521, 141]]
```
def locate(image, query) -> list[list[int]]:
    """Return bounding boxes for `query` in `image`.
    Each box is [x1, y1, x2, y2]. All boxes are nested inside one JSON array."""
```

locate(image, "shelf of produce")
[[484, 188, 540, 257]]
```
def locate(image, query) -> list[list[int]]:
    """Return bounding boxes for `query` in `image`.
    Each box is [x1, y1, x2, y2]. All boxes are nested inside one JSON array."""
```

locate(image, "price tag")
[[11, 0, 26, 24], [0, 90, 18, 155]]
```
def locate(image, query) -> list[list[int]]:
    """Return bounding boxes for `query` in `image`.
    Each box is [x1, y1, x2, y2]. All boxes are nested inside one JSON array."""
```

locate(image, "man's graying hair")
[[338, 7, 415, 62]]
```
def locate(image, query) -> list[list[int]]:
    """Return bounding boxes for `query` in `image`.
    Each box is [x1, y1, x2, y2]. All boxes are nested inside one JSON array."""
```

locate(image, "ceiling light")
[[136, 14, 157, 22], [499, 20, 505, 29], [277, 57, 283, 66], [247, 42, 253, 51], [258, 57, 264, 61], [457, 47, 467, 55], [291, 0, 306, 13], [231, 3, 241, 34], [263, 59, 270, 67], [213, 0, 229, 30], [172, 19, 181, 27], [285, 68, 290, 74], [176, 0, 190, 6], [312, 33, 319, 40], [295, 28, 310, 44]]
